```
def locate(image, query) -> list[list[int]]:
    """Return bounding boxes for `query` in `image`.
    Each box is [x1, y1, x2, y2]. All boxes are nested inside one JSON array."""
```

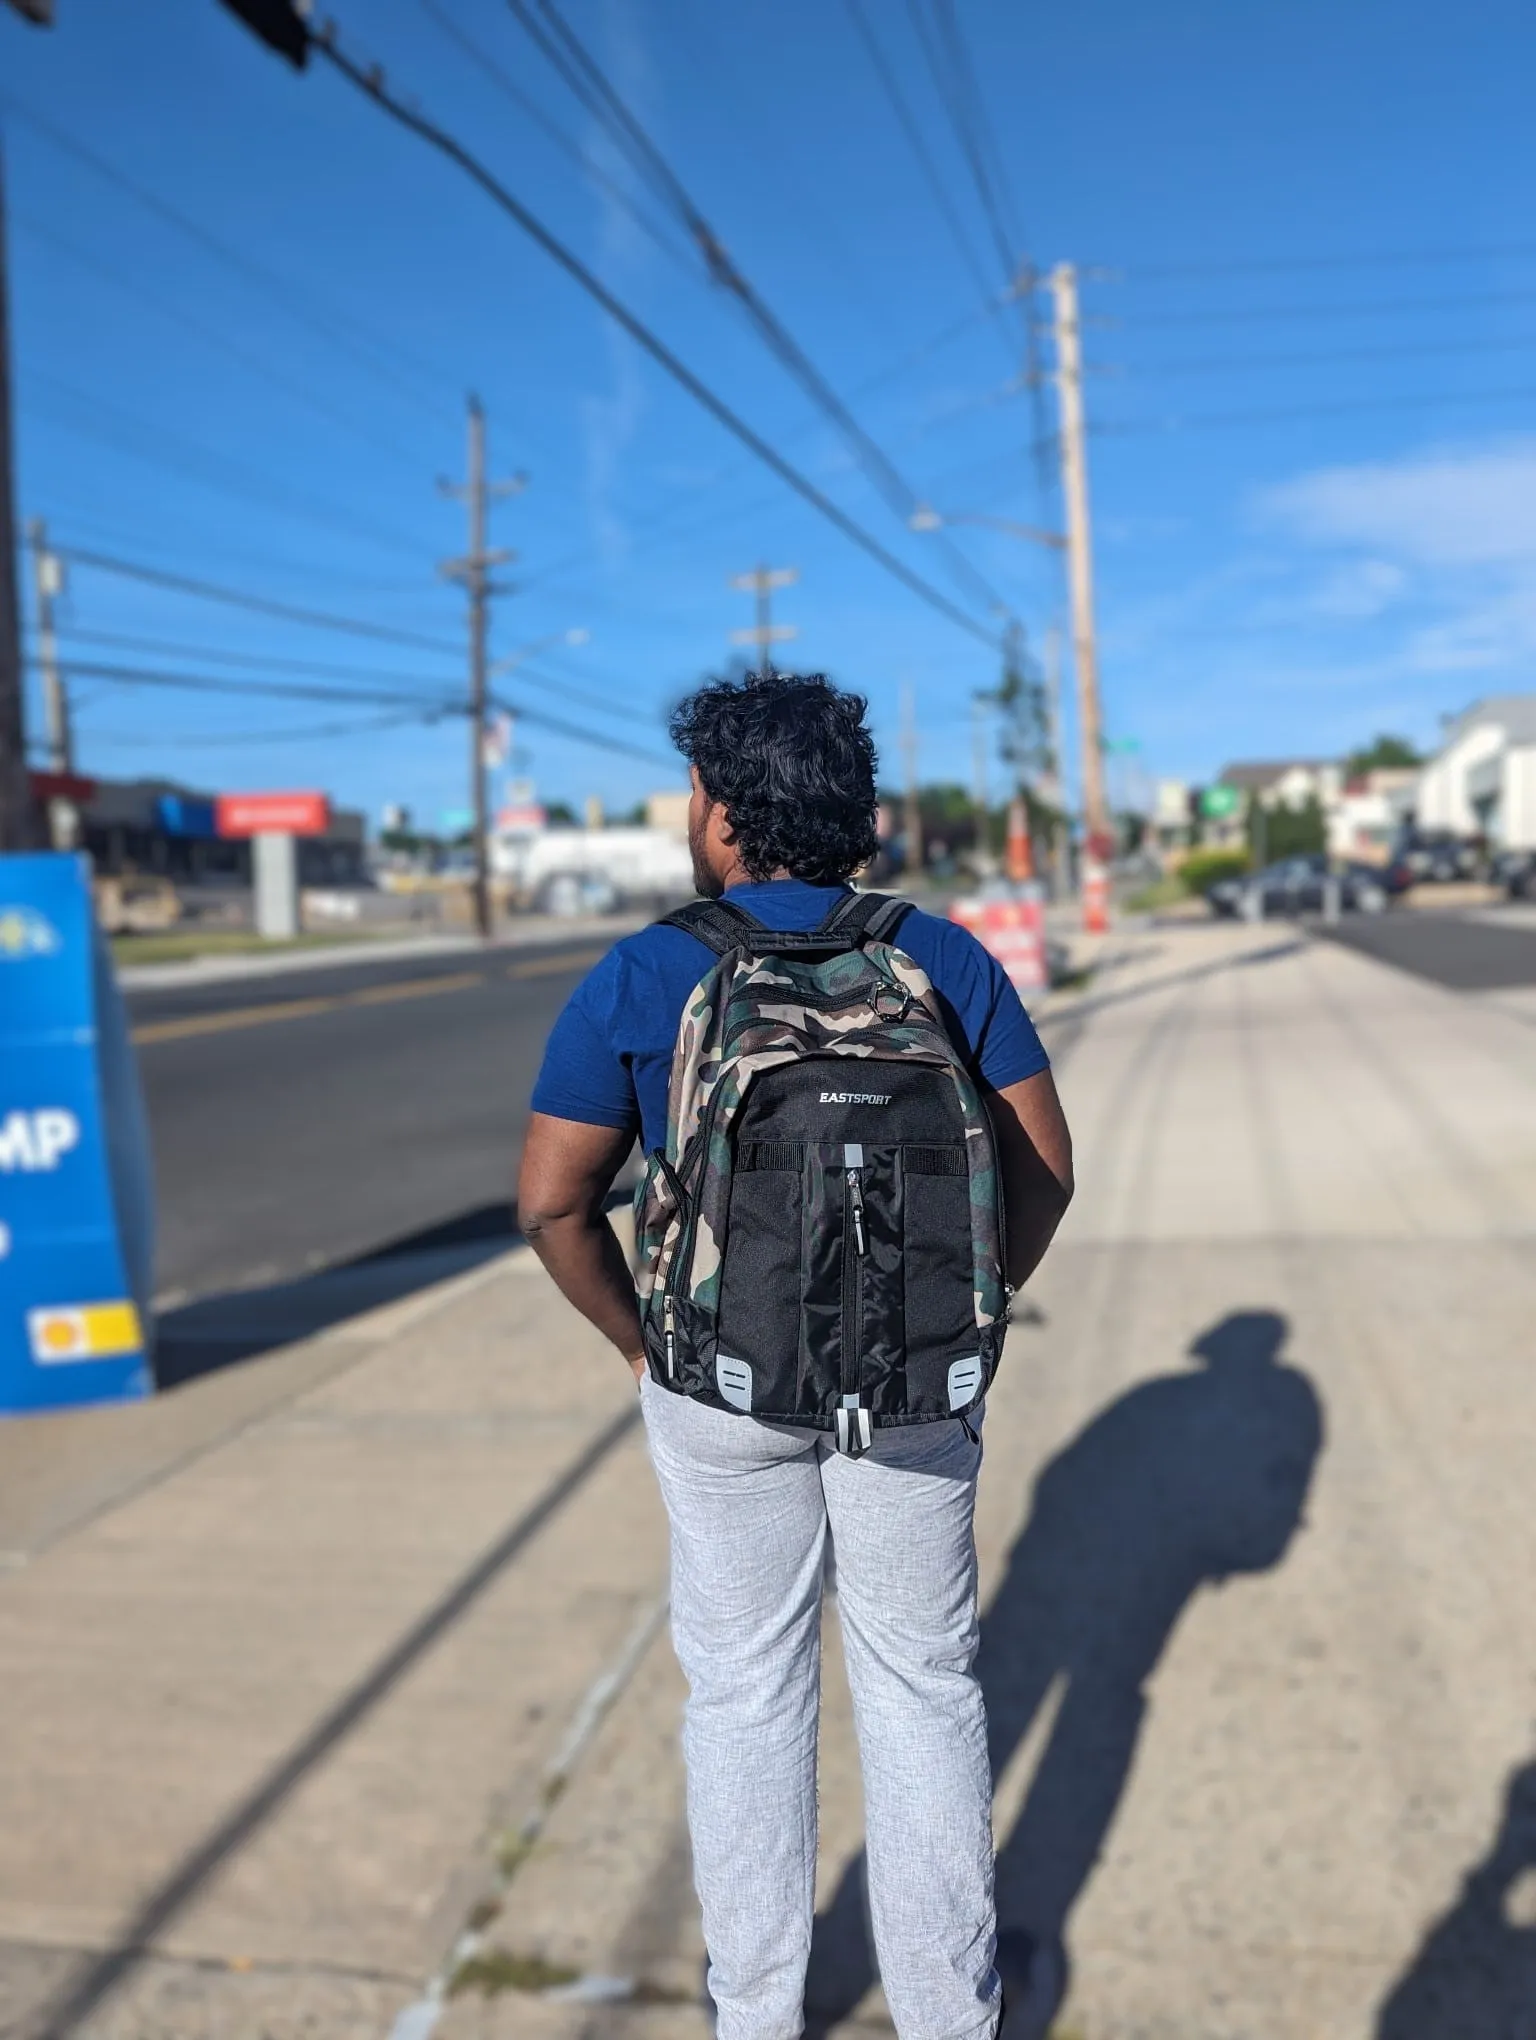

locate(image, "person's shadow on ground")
[[804, 1309, 1324, 2037], [1375, 1758, 1536, 2040]]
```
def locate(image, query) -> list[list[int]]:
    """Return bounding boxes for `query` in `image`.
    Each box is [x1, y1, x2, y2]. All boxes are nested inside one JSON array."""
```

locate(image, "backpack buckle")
[[835, 1397, 873, 1457], [873, 985, 909, 1021]]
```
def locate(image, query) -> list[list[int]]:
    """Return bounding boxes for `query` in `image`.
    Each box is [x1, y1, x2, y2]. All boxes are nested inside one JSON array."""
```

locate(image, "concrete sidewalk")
[[2, 919, 1534, 2039]]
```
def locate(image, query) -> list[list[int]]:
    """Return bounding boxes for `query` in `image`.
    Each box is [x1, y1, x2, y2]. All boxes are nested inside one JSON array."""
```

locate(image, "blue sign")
[[0, 854, 155, 1415], [155, 794, 217, 839]]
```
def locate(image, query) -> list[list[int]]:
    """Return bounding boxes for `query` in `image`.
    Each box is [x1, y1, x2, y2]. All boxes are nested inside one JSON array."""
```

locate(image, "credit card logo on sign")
[[0, 907, 61, 960], [27, 1302, 145, 1365]]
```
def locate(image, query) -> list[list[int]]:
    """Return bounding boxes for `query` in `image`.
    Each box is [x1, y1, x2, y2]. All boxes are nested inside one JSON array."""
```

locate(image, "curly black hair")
[[669, 673, 880, 884]]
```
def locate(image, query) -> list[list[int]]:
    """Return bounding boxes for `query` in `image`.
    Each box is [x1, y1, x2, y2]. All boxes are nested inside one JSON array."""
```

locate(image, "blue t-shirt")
[[531, 880, 1050, 1154]]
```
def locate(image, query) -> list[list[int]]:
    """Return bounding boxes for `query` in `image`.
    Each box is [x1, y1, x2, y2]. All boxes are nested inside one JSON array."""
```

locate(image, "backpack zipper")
[[842, 1144, 866, 1399]]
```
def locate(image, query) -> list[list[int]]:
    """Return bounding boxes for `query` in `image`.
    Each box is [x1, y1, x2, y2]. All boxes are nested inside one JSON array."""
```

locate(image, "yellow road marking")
[[132, 995, 341, 1044], [350, 970, 484, 1006], [132, 947, 608, 1046], [506, 947, 607, 980]]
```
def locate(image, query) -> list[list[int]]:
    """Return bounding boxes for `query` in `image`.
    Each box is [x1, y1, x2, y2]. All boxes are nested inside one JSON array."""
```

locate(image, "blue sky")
[[4, 0, 1535, 829]]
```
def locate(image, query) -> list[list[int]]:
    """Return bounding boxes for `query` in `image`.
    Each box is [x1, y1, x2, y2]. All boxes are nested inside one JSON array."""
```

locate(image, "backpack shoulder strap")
[[816, 890, 915, 947], [657, 898, 759, 958]]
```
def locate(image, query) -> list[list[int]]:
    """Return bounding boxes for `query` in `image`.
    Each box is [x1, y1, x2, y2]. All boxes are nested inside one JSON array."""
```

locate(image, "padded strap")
[[660, 891, 913, 958], [659, 898, 761, 957], [817, 890, 914, 947]]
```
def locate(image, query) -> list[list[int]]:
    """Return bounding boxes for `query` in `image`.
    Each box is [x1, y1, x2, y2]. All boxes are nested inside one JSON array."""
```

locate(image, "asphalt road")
[[1315, 905, 1536, 989], [128, 939, 614, 1303]]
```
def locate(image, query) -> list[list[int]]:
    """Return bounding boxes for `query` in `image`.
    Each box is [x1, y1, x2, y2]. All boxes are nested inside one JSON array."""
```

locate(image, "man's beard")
[[688, 806, 724, 897]]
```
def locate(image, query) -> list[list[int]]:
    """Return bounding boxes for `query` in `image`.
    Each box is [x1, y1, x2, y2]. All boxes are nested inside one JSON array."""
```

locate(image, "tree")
[[1248, 793, 1325, 862], [1346, 733, 1421, 777]]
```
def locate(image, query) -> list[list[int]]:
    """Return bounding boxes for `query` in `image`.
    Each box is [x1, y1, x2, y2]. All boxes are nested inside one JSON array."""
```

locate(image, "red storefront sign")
[[215, 792, 330, 838], [949, 891, 1049, 997]]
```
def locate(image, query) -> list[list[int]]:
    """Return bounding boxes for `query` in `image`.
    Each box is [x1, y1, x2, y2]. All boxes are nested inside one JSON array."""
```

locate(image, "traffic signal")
[[216, 0, 309, 67]]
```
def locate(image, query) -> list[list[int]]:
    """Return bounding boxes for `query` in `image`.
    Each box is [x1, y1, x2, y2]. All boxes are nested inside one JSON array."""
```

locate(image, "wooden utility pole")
[[970, 693, 991, 870], [1049, 262, 1108, 848], [440, 396, 523, 939], [0, 143, 35, 852], [728, 563, 798, 674], [28, 520, 68, 772], [900, 679, 923, 882], [1043, 621, 1070, 898]]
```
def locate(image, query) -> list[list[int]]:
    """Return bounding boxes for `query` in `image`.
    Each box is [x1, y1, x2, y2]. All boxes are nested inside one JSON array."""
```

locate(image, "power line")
[[1131, 285, 1536, 328], [27, 654, 676, 766], [53, 545, 461, 652], [841, 0, 1013, 361], [23, 371, 431, 557], [1123, 332, 1536, 379], [40, 624, 652, 752], [307, 29, 1005, 651], [83, 707, 432, 747], [11, 210, 429, 468], [1098, 382, 1536, 434], [498, 0, 1015, 623], [1119, 241, 1536, 282], [918, 0, 1028, 281], [23, 655, 458, 713], [0, 96, 452, 421], [414, 0, 699, 280], [39, 622, 460, 684]]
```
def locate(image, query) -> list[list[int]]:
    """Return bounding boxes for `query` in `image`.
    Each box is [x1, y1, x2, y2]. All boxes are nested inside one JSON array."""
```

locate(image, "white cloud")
[[1254, 436, 1536, 681], [1261, 436, 1536, 569]]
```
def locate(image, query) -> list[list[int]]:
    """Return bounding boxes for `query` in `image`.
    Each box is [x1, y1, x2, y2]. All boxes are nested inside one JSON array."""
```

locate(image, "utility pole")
[[0, 142, 35, 852], [900, 679, 923, 883], [970, 693, 991, 871], [28, 520, 69, 771], [1049, 262, 1108, 850], [440, 395, 524, 940], [728, 563, 798, 674], [1043, 622, 1070, 899]]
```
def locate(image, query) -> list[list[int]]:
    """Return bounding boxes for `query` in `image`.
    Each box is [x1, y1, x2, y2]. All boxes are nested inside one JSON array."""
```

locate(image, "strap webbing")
[[659, 898, 761, 957], [817, 890, 914, 947], [659, 891, 913, 958]]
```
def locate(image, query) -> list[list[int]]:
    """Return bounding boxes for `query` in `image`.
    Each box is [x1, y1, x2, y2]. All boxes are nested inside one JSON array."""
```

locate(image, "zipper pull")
[[847, 1171, 867, 1256], [662, 1291, 676, 1378]]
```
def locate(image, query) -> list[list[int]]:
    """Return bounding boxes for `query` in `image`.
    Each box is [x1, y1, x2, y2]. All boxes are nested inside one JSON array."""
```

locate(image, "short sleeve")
[[894, 910, 1050, 1093], [970, 950, 1050, 1091], [529, 955, 640, 1132]]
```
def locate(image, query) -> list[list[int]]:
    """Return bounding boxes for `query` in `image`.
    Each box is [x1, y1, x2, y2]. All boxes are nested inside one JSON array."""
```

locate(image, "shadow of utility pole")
[[804, 1309, 1324, 2036]]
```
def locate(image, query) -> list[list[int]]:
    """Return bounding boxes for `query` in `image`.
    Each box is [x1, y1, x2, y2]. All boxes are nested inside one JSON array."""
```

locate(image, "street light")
[[909, 505, 1066, 552]]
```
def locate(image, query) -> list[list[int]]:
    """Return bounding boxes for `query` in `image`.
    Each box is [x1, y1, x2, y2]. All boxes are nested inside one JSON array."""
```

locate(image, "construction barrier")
[[0, 853, 155, 1415], [949, 884, 1049, 998]]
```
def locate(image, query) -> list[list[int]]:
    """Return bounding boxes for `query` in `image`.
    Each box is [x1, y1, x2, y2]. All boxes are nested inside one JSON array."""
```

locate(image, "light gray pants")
[[640, 1377, 1000, 2040]]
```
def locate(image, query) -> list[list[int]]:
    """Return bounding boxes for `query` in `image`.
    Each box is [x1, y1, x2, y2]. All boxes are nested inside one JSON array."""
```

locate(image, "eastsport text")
[[819, 1091, 892, 1106]]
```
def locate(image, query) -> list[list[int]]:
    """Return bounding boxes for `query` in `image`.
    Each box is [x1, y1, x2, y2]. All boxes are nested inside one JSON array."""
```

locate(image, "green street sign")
[[1200, 785, 1242, 819]]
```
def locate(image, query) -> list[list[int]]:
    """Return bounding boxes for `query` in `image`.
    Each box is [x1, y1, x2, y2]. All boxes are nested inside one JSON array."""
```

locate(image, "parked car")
[[1496, 848, 1536, 900], [1206, 855, 1390, 920], [1391, 827, 1480, 883]]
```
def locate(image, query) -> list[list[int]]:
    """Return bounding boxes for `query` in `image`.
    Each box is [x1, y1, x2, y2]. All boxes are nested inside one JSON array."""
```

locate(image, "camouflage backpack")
[[634, 891, 1009, 1454]]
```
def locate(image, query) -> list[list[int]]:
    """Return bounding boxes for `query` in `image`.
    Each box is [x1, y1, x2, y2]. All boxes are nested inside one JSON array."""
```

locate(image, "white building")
[[1329, 769, 1418, 862], [1416, 696, 1536, 850]]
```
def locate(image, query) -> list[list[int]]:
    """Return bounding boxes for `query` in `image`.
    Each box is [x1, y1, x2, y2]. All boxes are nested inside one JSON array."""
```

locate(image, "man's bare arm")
[[518, 1112, 645, 1382], [988, 1069, 1074, 1289]]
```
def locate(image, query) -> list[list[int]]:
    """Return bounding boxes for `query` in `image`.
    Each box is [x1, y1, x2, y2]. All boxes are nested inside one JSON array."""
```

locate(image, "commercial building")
[[68, 775, 367, 886]]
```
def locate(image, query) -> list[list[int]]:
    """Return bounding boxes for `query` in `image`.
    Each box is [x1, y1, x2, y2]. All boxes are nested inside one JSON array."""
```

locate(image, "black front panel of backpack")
[[713, 1057, 979, 1422]]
